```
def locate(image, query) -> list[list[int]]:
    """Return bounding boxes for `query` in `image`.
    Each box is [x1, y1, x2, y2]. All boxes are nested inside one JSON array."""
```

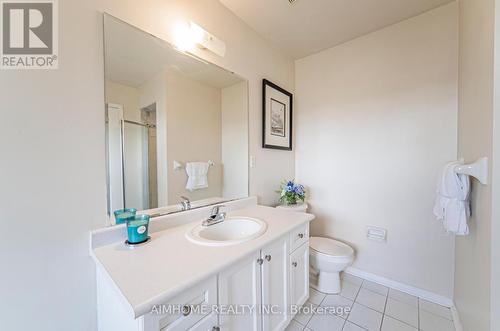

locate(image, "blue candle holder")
[[126, 215, 150, 244], [114, 208, 137, 225]]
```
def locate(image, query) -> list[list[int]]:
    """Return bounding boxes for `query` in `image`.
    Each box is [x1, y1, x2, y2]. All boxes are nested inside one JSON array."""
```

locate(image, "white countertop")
[[91, 205, 314, 318]]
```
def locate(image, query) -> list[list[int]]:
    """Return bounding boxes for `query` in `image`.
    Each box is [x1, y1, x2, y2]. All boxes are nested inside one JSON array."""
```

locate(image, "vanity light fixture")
[[189, 22, 226, 57], [173, 21, 226, 57]]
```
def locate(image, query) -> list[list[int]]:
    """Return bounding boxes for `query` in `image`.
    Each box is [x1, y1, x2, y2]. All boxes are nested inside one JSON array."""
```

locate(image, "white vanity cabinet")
[[218, 236, 290, 331], [96, 222, 310, 331]]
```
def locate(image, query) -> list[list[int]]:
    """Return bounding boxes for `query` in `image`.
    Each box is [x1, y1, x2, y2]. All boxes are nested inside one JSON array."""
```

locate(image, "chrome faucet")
[[180, 196, 191, 211], [202, 205, 226, 227]]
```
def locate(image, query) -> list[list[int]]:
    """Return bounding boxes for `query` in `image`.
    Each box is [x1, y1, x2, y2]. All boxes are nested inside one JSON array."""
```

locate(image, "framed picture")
[[262, 79, 293, 150]]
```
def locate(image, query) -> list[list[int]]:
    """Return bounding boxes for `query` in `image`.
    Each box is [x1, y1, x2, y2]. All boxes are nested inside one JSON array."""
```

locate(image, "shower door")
[[106, 103, 157, 213], [123, 120, 150, 210]]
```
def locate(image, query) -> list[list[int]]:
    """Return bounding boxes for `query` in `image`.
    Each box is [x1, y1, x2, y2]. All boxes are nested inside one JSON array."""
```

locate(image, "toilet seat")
[[310, 237, 354, 259]]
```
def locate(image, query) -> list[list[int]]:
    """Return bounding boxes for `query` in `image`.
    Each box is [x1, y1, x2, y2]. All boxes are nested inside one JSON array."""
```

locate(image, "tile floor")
[[286, 273, 455, 331]]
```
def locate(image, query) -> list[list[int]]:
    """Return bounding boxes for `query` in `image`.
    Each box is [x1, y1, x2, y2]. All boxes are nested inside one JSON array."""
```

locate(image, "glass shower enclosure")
[[106, 103, 158, 214]]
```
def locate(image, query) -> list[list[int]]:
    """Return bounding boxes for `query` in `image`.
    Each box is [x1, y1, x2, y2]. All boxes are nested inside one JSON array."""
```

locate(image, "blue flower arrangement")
[[277, 180, 306, 205]]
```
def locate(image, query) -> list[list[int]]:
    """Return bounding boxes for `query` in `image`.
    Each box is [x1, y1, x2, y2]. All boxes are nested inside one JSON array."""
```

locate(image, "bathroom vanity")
[[91, 199, 313, 331]]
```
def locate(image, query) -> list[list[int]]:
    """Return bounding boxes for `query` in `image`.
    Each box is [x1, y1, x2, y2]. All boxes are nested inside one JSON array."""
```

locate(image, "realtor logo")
[[1, 0, 58, 69]]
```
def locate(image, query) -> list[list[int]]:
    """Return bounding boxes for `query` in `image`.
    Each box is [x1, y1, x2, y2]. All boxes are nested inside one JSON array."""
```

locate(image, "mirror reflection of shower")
[[106, 102, 158, 212], [141, 104, 158, 210]]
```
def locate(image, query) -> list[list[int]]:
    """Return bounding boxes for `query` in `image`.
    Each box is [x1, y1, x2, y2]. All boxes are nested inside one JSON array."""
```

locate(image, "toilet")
[[275, 203, 355, 294], [309, 237, 355, 294]]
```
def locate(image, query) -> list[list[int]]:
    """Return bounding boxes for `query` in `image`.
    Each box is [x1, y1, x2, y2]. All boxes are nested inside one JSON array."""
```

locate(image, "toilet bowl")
[[309, 237, 354, 294]]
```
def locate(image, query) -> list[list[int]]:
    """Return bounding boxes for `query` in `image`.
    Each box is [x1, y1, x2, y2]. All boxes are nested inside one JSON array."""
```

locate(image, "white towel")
[[433, 161, 471, 235], [185, 162, 209, 191]]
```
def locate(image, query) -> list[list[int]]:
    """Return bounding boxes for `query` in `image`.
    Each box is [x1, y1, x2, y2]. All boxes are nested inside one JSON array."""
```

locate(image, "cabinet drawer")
[[289, 224, 309, 253], [183, 312, 217, 331], [143, 276, 217, 331]]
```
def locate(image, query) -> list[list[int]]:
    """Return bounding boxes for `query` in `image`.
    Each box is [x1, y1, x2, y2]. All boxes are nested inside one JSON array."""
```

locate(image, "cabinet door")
[[218, 251, 262, 331], [290, 242, 309, 312], [261, 236, 290, 331]]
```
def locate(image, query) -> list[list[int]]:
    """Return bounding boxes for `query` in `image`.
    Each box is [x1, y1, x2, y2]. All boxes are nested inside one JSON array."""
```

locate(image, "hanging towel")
[[433, 161, 471, 235], [185, 162, 209, 191]]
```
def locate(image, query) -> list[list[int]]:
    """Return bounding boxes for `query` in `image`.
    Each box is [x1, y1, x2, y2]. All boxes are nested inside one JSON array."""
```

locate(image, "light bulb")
[[172, 21, 195, 52]]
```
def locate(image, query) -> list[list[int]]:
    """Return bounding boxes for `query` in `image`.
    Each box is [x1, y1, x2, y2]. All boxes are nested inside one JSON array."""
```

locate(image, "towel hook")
[[454, 157, 488, 185]]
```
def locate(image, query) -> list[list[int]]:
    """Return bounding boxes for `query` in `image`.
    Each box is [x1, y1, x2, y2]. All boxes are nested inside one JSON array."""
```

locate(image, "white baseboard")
[[344, 267, 454, 307]]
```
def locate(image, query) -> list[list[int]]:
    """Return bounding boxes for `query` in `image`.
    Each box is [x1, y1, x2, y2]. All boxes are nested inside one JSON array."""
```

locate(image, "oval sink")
[[186, 217, 267, 246]]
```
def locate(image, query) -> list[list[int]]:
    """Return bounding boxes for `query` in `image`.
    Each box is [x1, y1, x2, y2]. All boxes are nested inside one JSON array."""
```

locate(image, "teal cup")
[[114, 208, 137, 224], [127, 215, 150, 244]]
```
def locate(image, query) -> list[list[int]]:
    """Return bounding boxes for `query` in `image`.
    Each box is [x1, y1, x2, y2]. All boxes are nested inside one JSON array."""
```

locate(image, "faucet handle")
[[180, 196, 191, 210], [211, 205, 225, 215]]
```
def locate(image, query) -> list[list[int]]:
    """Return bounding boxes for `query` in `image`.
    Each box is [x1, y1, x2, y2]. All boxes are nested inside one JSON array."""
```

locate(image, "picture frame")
[[262, 79, 293, 150]]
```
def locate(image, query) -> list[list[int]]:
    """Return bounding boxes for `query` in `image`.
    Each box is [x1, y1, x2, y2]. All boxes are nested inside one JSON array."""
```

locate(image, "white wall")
[[0, 2, 106, 330], [106, 80, 141, 121], [222, 81, 249, 199], [295, 3, 458, 298], [455, 0, 495, 330], [165, 70, 223, 204], [0, 0, 294, 330], [492, 2, 500, 329]]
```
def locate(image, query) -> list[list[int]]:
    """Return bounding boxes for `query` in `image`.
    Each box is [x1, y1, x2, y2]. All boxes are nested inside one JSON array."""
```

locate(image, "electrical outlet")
[[366, 226, 387, 242]]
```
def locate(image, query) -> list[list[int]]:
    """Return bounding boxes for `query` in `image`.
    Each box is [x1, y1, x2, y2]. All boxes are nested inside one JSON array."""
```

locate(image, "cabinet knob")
[[257, 258, 263, 265], [292, 262, 298, 268], [265, 255, 272, 262], [182, 305, 191, 316], [212, 327, 220, 331], [298, 233, 304, 239]]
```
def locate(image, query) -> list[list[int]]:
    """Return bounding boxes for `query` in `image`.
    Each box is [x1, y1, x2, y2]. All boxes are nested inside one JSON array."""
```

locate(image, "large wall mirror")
[[104, 14, 249, 224]]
